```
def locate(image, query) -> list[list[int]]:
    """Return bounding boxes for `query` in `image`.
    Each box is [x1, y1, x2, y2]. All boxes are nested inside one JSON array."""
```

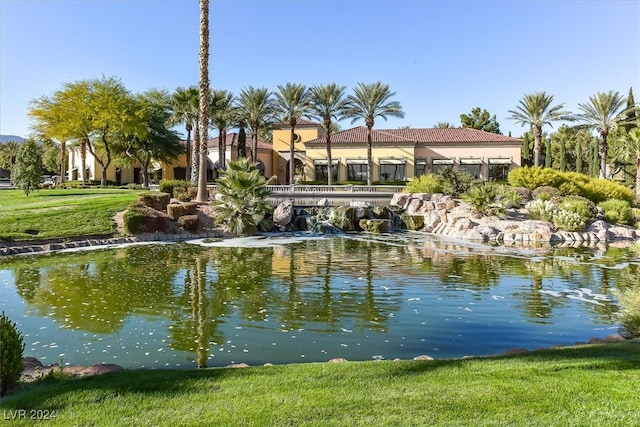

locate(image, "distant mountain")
[[0, 135, 25, 143]]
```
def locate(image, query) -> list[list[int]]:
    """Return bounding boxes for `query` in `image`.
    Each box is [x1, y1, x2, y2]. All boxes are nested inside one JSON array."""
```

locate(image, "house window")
[[314, 159, 339, 182], [415, 159, 427, 177], [431, 159, 454, 175], [346, 160, 368, 181], [459, 158, 483, 179], [488, 158, 511, 181], [379, 159, 406, 182]]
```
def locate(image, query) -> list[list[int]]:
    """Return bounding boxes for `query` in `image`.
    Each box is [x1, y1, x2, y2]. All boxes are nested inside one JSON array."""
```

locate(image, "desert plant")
[[1, 311, 25, 396], [212, 158, 272, 235], [437, 167, 475, 197], [532, 185, 563, 202], [553, 209, 586, 232], [497, 186, 523, 209], [526, 199, 557, 222], [463, 184, 505, 217], [580, 179, 635, 204], [598, 199, 634, 225], [559, 195, 598, 220], [507, 166, 565, 190], [403, 174, 443, 194], [615, 286, 640, 338]]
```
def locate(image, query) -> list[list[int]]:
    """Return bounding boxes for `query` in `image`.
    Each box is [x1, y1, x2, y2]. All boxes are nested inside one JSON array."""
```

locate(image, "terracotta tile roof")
[[305, 126, 522, 145], [182, 133, 272, 150], [271, 118, 322, 129]]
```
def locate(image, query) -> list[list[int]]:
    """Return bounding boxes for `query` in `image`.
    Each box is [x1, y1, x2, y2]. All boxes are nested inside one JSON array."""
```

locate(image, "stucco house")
[[274, 124, 523, 184]]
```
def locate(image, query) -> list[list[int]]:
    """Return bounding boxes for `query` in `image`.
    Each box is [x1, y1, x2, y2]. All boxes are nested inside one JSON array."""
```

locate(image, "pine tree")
[[623, 87, 637, 133], [238, 126, 247, 158]]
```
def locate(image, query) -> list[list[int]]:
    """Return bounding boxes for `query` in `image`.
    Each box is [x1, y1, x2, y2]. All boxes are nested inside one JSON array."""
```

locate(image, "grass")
[[1, 343, 639, 426], [0, 189, 144, 241]]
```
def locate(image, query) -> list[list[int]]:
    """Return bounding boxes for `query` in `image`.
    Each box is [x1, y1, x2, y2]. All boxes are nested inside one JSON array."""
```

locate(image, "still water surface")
[[1, 233, 637, 369]]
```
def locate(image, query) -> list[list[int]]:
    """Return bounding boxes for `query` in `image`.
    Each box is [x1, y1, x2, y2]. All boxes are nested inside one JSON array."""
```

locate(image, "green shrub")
[[507, 166, 565, 190], [615, 286, 640, 338], [510, 186, 533, 203], [462, 184, 505, 217], [598, 199, 634, 225], [526, 199, 557, 222], [532, 186, 563, 202], [497, 186, 523, 209], [123, 202, 170, 234], [404, 174, 443, 194], [138, 193, 171, 211], [159, 180, 194, 198], [1, 312, 25, 396], [559, 195, 598, 220], [437, 168, 475, 197], [579, 179, 635, 204], [553, 209, 586, 232]]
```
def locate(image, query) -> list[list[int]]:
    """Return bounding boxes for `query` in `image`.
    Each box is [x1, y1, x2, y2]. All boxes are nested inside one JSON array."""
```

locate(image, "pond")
[[1, 233, 637, 369]]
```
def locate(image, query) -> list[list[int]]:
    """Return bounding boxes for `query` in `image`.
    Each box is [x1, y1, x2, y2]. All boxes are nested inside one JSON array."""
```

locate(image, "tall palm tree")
[[273, 83, 311, 184], [344, 82, 405, 186], [236, 86, 273, 163], [196, 0, 210, 203], [308, 83, 348, 185], [210, 89, 236, 172], [576, 90, 628, 178], [168, 86, 199, 182], [508, 92, 572, 168]]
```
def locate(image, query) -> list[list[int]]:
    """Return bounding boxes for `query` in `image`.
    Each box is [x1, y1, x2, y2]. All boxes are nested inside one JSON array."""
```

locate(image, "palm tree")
[[344, 82, 405, 186], [576, 90, 628, 178], [612, 128, 640, 197], [273, 83, 311, 185], [196, 0, 210, 203], [434, 121, 454, 128], [308, 83, 348, 185], [508, 92, 572, 168], [236, 86, 273, 163], [210, 89, 236, 172], [168, 86, 199, 182]]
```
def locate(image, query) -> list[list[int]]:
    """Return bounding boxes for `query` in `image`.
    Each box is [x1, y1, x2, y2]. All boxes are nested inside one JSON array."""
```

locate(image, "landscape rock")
[[273, 200, 294, 226]]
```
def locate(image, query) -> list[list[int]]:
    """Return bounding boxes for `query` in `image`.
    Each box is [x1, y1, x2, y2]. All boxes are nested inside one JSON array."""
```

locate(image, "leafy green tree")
[[521, 132, 533, 166], [434, 121, 454, 128], [13, 138, 42, 195], [273, 83, 312, 184], [0, 141, 21, 183], [508, 92, 573, 167], [344, 82, 405, 185], [460, 107, 501, 134], [612, 128, 640, 197], [210, 89, 236, 171], [577, 90, 628, 179], [168, 86, 199, 182], [196, 0, 211, 203], [236, 86, 273, 163], [212, 158, 271, 235], [309, 83, 348, 185], [623, 87, 638, 133], [121, 90, 184, 188], [41, 138, 61, 175]]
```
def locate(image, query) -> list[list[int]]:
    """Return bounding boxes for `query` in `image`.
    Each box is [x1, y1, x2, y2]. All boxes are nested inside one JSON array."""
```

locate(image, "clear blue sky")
[[1, 0, 638, 139]]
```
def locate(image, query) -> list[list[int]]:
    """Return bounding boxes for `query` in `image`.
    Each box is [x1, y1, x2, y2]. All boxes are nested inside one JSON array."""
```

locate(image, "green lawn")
[[1, 343, 638, 426], [0, 189, 144, 241]]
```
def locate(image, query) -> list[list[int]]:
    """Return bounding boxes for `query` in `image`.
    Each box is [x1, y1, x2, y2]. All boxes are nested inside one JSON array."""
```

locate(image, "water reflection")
[[0, 235, 637, 368]]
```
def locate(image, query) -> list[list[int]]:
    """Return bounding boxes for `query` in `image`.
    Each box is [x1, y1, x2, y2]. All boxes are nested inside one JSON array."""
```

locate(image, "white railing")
[[264, 185, 405, 194]]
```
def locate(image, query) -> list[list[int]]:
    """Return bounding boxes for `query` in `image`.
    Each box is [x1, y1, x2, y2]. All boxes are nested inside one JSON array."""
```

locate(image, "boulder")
[[273, 200, 294, 226]]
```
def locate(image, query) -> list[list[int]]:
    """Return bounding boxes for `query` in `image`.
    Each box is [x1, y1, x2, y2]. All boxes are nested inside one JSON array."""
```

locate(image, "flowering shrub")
[[525, 199, 557, 223], [553, 209, 586, 232]]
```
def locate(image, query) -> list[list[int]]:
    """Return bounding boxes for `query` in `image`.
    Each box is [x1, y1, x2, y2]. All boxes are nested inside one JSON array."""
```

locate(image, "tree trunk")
[[191, 124, 200, 183], [599, 131, 608, 179], [80, 139, 87, 184], [289, 121, 297, 185], [196, 0, 210, 203], [219, 129, 226, 171], [325, 117, 332, 186], [251, 121, 258, 163], [185, 126, 192, 180], [366, 125, 373, 186], [533, 125, 542, 167]]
